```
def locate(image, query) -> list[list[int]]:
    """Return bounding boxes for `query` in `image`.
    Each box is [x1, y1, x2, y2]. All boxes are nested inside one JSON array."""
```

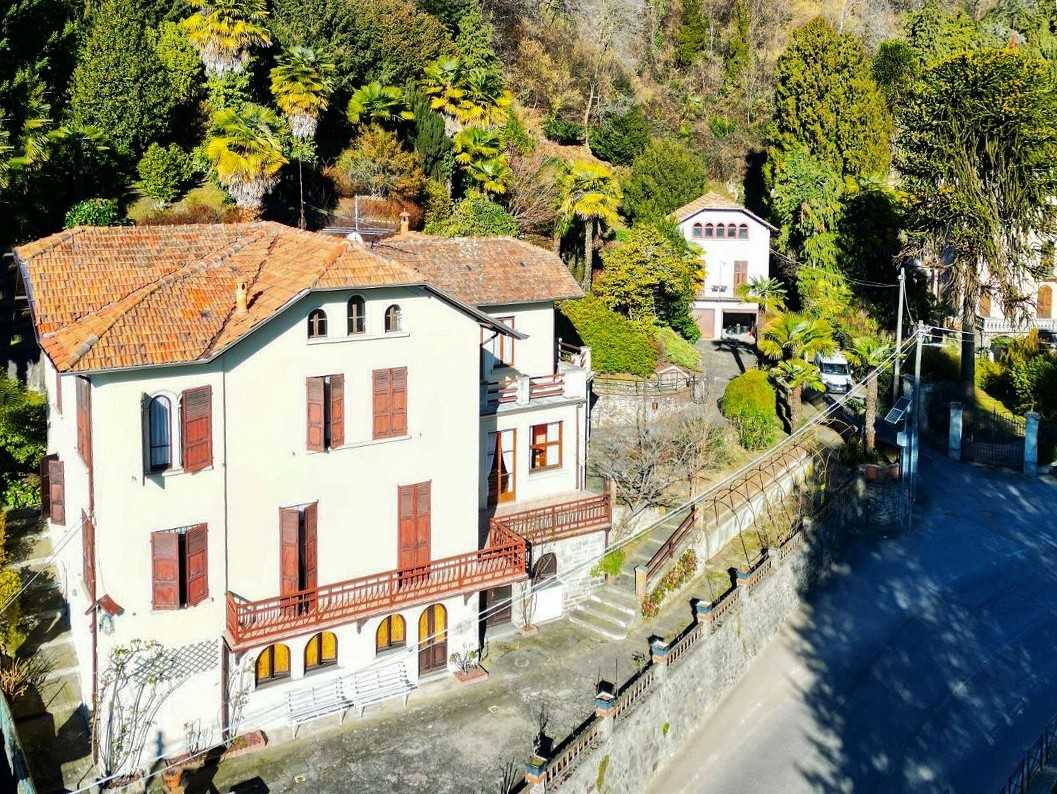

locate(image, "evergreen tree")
[[622, 138, 709, 223], [677, 0, 712, 67], [724, 0, 752, 90]]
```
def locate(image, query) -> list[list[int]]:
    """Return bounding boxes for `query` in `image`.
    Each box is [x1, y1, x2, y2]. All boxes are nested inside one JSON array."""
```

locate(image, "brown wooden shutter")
[[40, 453, 55, 515], [55, 371, 62, 414], [76, 377, 92, 466], [413, 481, 430, 567], [391, 367, 407, 436], [303, 503, 318, 592], [328, 376, 344, 448], [397, 485, 415, 571], [48, 458, 65, 525], [82, 510, 95, 599], [181, 386, 212, 472], [151, 531, 180, 609], [373, 369, 392, 439], [734, 261, 749, 289], [279, 507, 300, 596], [306, 377, 325, 451], [185, 523, 208, 606]]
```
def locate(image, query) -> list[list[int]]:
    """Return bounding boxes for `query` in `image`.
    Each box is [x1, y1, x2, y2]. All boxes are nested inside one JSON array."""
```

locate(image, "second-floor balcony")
[[225, 524, 527, 650], [480, 370, 589, 412], [490, 490, 613, 547]]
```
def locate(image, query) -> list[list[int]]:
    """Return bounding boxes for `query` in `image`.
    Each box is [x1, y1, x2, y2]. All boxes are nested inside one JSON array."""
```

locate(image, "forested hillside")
[[2, 0, 1057, 366]]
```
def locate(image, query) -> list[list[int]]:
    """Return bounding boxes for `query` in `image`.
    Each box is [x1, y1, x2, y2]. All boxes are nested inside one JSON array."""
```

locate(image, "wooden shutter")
[[734, 261, 749, 289], [391, 367, 407, 436], [48, 457, 65, 525], [413, 481, 430, 567], [303, 502, 318, 592], [398, 485, 415, 571], [306, 377, 325, 451], [40, 453, 55, 515], [373, 369, 391, 439], [76, 377, 91, 466], [82, 510, 95, 599], [181, 386, 212, 473], [55, 371, 62, 414], [151, 531, 180, 609], [185, 523, 208, 606], [329, 375, 344, 448], [279, 507, 300, 596]]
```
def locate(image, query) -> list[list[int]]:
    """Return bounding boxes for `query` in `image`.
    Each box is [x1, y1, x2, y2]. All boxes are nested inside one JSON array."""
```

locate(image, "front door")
[[693, 309, 715, 340], [398, 482, 431, 586], [418, 603, 447, 676], [487, 430, 516, 505], [483, 585, 512, 627]]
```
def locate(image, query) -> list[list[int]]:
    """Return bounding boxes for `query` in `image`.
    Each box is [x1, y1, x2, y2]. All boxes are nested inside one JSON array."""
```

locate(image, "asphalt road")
[[650, 451, 1057, 794]]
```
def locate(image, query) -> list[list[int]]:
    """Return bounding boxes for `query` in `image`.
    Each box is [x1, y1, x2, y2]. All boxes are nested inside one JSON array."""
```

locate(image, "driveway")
[[696, 336, 759, 422], [650, 451, 1057, 793]]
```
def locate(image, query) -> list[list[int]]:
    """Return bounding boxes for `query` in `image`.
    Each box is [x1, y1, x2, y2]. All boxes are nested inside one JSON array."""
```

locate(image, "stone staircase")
[[567, 509, 692, 640], [5, 515, 93, 793]]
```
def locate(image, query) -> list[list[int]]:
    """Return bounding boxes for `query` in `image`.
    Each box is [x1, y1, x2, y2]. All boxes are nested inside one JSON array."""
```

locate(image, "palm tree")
[[736, 276, 787, 317], [771, 358, 824, 427], [422, 56, 468, 135], [465, 157, 512, 195], [180, 0, 271, 77], [204, 103, 287, 215], [453, 126, 501, 165], [346, 82, 414, 128], [757, 312, 836, 362], [556, 159, 622, 291], [846, 335, 894, 453], [270, 47, 334, 139]]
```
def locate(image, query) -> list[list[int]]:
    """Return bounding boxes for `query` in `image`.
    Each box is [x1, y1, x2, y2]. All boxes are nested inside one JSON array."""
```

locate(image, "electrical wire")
[[0, 512, 90, 615]]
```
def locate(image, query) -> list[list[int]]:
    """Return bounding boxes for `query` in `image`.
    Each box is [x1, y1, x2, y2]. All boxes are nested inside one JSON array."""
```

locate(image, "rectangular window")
[[279, 503, 317, 596], [733, 261, 748, 290], [482, 317, 515, 368], [306, 375, 345, 451], [76, 376, 91, 466], [151, 524, 208, 609], [181, 386, 212, 473], [487, 429, 516, 504], [530, 422, 563, 471], [372, 367, 407, 439], [40, 454, 65, 525]]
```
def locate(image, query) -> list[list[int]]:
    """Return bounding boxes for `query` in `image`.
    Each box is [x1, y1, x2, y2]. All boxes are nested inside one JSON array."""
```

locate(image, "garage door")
[[693, 309, 715, 339]]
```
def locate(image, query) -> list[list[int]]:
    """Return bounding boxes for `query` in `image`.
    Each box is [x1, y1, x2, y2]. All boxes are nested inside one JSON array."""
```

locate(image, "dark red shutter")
[[373, 369, 391, 439], [151, 531, 180, 609], [329, 375, 344, 448], [48, 458, 65, 525], [303, 503, 318, 592], [82, 510, 96, 599], [185, 523, 208, 606], [391, 368, 407, 436], [306, 377, 325, 451], [279, 507, 300, 596], [181, 386, 212, 473], [40, 453, 55, 515]]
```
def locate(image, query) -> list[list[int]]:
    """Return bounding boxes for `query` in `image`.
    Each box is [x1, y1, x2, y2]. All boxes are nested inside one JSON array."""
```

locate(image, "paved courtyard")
[[651, 450, 1057, 793], [696, 336, 759, 423]]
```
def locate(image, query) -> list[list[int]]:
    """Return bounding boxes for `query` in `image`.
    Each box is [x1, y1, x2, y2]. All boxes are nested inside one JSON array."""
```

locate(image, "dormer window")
[[738, 223, 749, 239], [347, 296, 366, 335], [691, 223, 703, 238], [385, 304, 402, 333], [307, 308, 328, 339]]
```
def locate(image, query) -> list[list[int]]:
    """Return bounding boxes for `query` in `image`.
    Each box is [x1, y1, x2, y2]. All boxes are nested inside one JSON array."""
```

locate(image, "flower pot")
[[222, 730, 267, 760], [454, 667, 489, 685]]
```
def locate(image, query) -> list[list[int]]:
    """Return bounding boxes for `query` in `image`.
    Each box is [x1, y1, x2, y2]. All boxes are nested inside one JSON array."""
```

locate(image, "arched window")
[[255, 643, 290, 686], [304, 631, 337, 671], [738, 224, 749, 240], [727, 223, 737, 238], [979, 292, 992, 317], [533, 552, 557, 583], [418, 604, 447, 675], [704, 224, 715, 238], [347, 296, 366, 335], [691, 223, 703, 238], [376, 614, 406, 653], [147, 395, 172, 472], [384, 304, 402, 333], [716, 224, 726, 239], [1039, 285, 1053, 319], [307, 308, 327, 339]]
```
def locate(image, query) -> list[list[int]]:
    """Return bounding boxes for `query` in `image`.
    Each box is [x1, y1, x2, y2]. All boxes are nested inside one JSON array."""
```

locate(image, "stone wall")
[[591, 390, 692, 427]]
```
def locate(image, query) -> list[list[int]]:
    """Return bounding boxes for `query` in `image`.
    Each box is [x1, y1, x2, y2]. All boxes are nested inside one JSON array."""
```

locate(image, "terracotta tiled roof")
[[374, 234, 583, 307], [17, 222, 530, 373], [670, 192, 778, 231]]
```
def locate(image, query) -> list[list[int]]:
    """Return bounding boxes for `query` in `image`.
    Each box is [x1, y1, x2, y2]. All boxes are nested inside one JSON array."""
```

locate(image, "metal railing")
[[999, 714, 1057, 794], [644, 508, 697, 583]]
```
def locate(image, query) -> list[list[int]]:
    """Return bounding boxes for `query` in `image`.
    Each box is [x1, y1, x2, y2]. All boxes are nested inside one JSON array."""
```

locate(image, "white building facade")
[[19, 222, 611, 769], [672, 193, 776, 340]]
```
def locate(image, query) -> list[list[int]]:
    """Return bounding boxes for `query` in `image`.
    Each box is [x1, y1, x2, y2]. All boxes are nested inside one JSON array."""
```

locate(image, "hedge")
[[655, 325, 701, 371], [721, 369, 777, 417], [558, 297, 658, 377]]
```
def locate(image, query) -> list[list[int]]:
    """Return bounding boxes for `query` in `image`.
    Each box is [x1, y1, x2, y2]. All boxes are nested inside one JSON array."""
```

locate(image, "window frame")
[[726, 223, 737, 238], [376, 614, 407, 654], [304, 631, 338, 672], [307, 308, 328, 339], [150, 524, 208, 610], [691, 223, 703, 238], [715, 224, 725, 239], [529, 421, 563, 472], [347, 296, 366, 335], [255, 643, 291, 687], [384, 304, 402, 334], [147, 394, 174, 473], [704, 223, 715, 238], [738, 223, 749, 240]]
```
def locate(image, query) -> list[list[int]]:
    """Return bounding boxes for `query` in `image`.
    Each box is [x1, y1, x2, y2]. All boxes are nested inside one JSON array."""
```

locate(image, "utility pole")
[[910, 321, 925, 494], [892, 265, 906, 404]]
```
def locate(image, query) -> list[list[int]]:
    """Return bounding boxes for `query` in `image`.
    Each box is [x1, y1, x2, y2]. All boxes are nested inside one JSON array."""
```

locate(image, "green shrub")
[[64, 198, 122, 228], [136, 143, 197, 206], [590, 547, 625, 578], [730, 411, 780, 451], [557, 297, 658, 377], [722, 370, 780, 450], [424, 192, 518, 237], [656, 325, 701, 371], [542, 116, 583, 145], [588, 104, 650, 166], [641, 548, 697, 619]]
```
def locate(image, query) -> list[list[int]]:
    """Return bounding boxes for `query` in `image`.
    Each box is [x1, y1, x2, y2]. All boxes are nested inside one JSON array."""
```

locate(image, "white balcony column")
[[516, 375, 531, 405], [580, 346, 592, 372], [563, 367, 588, 400]]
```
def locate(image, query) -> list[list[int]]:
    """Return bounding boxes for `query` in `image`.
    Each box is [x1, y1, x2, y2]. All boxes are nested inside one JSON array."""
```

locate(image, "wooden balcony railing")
[[225, 523, 527, 649], [491, 492, 613, 546], [483, 374, 566, 407]]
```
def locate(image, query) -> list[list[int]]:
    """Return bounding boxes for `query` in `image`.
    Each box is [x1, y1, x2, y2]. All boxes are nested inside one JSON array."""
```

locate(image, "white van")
[[815, 351, 854, 394]]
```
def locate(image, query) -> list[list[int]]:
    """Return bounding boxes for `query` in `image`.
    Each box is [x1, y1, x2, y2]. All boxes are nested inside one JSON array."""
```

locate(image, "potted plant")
[[450, 647, 488, 684]]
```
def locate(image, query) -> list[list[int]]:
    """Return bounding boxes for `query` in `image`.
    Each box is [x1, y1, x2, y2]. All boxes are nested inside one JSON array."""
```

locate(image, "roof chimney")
[[235, 281, 248, 316], [399, 211, 410, 236]]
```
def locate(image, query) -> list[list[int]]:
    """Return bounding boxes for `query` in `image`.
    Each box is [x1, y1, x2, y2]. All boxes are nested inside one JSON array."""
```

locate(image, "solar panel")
[[884, 397, 911, 425]]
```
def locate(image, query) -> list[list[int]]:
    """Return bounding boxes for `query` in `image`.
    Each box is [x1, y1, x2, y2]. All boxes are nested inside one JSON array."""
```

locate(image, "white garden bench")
[[348, 660, 415, 717], [287, 678, 354, 738]]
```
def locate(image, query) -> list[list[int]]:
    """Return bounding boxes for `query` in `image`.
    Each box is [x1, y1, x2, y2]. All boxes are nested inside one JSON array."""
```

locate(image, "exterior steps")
[[567, 586, 639, 640]]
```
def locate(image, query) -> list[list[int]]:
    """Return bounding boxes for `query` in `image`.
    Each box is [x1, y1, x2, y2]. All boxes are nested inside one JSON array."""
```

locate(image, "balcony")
[[225, 524, 527, 650], [490, 491, 613, 546], [977, 316, 1057, 335], [481, 370, 589, 412]]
